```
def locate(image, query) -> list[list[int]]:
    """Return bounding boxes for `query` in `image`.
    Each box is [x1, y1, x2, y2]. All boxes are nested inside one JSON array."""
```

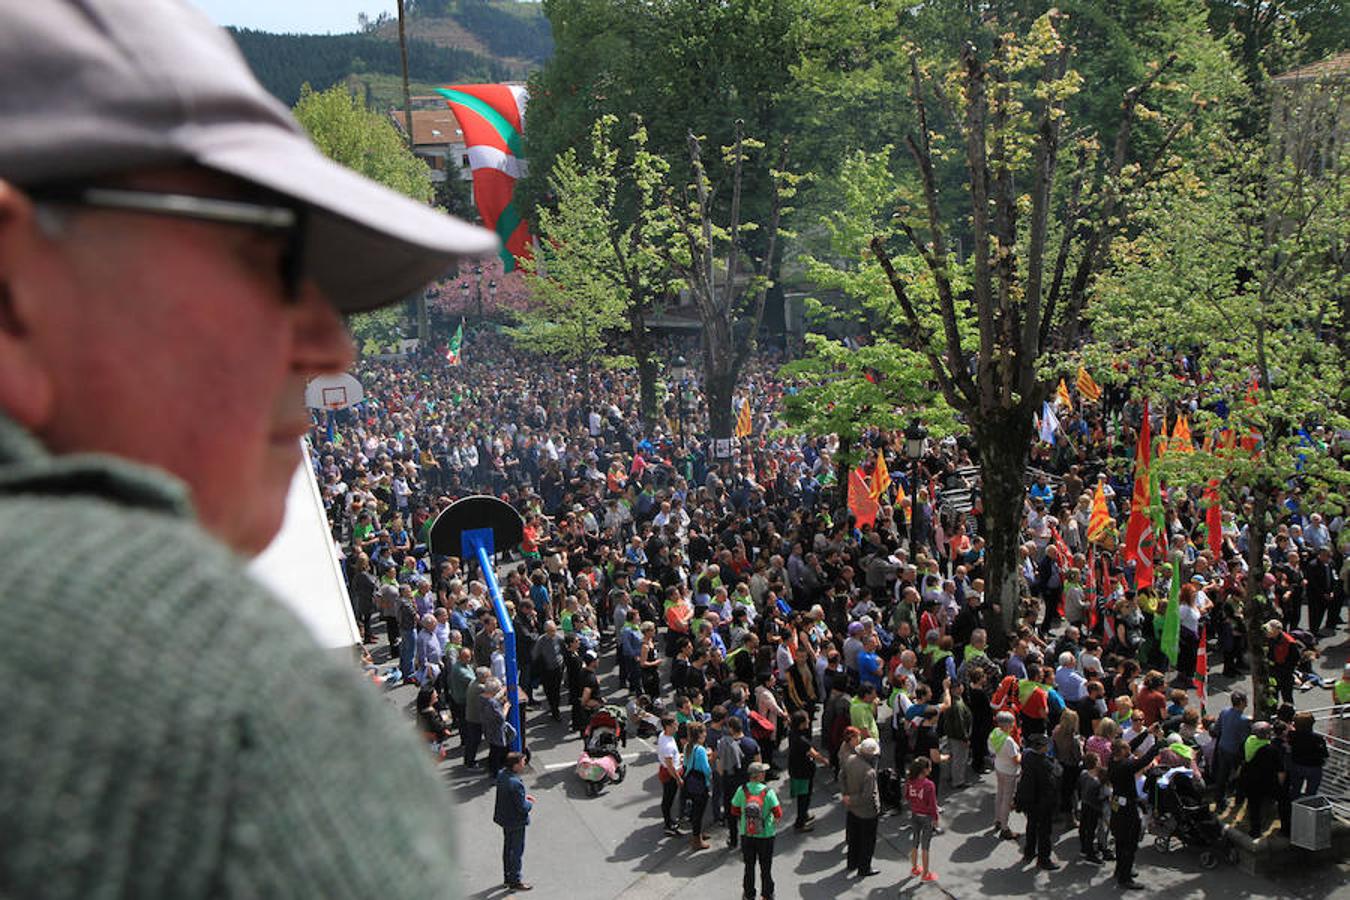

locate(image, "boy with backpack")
[[730, 762, 782, 900], [718, 717, 760, 848]]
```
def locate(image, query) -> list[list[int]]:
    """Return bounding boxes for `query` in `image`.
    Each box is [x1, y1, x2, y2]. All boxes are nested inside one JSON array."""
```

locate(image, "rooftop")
[[388, 108, 464, 147], [1273, 49, 1350, 83]]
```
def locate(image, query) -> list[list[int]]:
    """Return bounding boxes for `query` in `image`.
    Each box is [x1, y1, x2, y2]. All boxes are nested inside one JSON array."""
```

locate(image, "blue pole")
[[462, 526, 521, 752], [326, 409, 335, 444]]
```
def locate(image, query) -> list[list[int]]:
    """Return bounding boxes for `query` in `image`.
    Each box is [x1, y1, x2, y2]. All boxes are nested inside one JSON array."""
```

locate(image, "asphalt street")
[[378, 623, 1350, 899]]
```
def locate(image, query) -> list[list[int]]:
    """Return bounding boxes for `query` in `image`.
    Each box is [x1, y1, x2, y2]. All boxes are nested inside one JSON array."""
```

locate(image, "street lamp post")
[[459, 280, 470, 318], [488, 279, 498, 317], [473, 264, 484, 320], [671, 355, 689, 439], [904, 419, 928, 561]]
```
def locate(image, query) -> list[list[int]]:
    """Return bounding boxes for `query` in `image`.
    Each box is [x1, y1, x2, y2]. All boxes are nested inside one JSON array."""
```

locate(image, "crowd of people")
[[319, 330, 1348, 894]]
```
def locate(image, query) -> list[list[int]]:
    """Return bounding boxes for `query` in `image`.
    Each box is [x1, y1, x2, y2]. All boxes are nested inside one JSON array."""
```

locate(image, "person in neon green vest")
[[1016, 663, 1050, 735], [989, 710, 1021, 840], [1239, 721, 1285, 837], [1334, 665, 1350, 740]]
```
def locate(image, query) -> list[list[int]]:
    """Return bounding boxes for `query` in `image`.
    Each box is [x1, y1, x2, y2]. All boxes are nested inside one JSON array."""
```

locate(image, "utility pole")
[[396, 0, 428, 343]]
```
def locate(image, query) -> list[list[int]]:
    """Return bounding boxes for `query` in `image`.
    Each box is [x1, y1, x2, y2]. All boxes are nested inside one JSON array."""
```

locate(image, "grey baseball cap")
[[0, 0, 498, 313]]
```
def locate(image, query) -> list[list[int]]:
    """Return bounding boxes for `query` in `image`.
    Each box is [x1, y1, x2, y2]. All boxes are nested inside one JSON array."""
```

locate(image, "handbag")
[[684, 767, 709, 796]]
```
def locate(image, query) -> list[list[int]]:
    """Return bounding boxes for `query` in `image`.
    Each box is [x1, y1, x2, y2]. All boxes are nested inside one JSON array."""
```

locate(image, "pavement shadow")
[[948, 829, 1003, 863], [794, 839, 845, 875], [798, 867, 863, 898], [442, 766, 498, 799], [606, 822, 687, 864]]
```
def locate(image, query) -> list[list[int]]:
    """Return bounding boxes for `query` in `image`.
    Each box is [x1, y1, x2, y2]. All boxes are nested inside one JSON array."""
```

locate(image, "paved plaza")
[[376, 626, 1350, 900]]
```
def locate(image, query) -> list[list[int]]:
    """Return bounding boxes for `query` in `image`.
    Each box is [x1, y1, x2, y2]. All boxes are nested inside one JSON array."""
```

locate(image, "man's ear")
[[0, 181, 57, 430]]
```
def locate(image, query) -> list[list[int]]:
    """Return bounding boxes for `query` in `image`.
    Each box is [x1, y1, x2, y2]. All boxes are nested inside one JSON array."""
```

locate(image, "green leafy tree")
[[803, 11, 1235, 647], [524, 0, 805, 310], [1089, 73, 1348, 713], [780, 146, 960, 492], [294, 82, 437, 341], [663, 126, 798, 442], [508, 115, 678, 426], [293, 83, 435, 203]]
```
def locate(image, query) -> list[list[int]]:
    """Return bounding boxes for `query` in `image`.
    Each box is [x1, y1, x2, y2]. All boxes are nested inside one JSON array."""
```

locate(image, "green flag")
[[445, 320, 463, 366], [1161, 557, 1181, 666]]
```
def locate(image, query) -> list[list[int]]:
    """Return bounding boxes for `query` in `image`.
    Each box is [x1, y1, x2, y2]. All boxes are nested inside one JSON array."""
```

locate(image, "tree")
[[803, 11, 1233, 648], [508, 115, 678, 426], [663, 125, 798, 442], [780, 146, 960, 494], [293, 83, 435, 203], [523, 0, 806, 326], [293, 83, 437, 341], [779, 335, 955, 499], [1089, 72, 1348, 713]]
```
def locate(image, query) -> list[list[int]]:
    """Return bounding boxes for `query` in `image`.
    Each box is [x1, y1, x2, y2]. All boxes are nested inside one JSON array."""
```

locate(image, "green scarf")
[[989, 729, 1011, 753], [1244, 735, 1270, 763], [1018, 679, 1042, 704], [963, 645, 987, 662]]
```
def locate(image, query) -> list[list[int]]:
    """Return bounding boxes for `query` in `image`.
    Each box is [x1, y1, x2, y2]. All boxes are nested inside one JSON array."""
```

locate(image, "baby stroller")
[[1148, 766, 1234, 868], [628, 695, 666, 739], [576, 705, 628, 796]]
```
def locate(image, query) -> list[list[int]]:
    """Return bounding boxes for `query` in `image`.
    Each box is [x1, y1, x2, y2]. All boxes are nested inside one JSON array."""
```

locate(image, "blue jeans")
[[399, 628, 416, 678], [502, 826, 526, 884], [1287, 762, 1323, 800]]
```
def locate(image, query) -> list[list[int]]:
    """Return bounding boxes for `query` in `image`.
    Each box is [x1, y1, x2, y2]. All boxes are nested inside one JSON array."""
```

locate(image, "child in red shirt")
[[905, 757, 940, 882]]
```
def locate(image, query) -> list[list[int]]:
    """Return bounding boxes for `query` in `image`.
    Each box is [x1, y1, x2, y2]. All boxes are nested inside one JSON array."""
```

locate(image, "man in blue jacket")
[[494, 751, 535, 890]]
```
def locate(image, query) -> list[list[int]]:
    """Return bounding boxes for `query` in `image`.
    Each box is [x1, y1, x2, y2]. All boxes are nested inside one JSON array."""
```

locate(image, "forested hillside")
[[227, 1, 551, 107]]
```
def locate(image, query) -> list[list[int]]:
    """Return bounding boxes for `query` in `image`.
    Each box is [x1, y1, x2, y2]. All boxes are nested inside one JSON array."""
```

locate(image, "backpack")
[[747, 710, 776, 743], [717, 734, 744, 776], [742, 786, 769, 836]]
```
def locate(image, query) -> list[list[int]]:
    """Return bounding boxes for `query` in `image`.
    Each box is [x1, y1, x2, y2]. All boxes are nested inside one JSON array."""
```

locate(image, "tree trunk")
[[703, 331, 736, 440], [636, 354, 658, 431], [1243, 483, 1274, 717], [629, 306, 658, 430], [703, 366, 735, 441], [835, 435, 853, 519], [973, 410, 1033, 654]]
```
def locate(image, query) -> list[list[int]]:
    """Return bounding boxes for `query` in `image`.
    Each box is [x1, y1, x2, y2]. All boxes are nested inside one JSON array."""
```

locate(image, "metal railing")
[[1307, 703, 1349, 820]]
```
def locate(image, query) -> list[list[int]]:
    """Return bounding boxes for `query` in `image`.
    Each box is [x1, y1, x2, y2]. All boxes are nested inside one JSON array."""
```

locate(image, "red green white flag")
[[437, 84, 531, 271]]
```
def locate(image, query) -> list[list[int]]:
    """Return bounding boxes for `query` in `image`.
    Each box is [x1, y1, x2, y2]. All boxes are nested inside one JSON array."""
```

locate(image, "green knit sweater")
[[0, 415, 457, 898]]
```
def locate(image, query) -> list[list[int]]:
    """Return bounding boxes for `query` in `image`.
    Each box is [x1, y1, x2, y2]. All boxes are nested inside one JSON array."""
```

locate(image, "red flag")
[[1194, 624, 1208, 705], [848, 466, 879, 529], [1123, 400, 1155, 588], [1204, 480, 1223, 559]]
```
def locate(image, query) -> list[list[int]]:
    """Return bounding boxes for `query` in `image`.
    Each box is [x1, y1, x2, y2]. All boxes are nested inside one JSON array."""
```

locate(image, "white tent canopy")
[[248, 442, 359, 649]]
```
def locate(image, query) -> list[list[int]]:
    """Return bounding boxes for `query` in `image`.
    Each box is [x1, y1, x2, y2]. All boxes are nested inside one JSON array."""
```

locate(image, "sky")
[[192, 0, 398, 35]]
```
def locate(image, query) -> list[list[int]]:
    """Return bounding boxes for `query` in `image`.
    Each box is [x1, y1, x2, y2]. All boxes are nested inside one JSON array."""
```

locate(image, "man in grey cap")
[[841, 736, 882, 877], [0, 1, 495, 897]]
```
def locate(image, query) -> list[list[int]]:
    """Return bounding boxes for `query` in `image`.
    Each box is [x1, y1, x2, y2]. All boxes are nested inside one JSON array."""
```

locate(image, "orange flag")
[[1170, 415, 1194, 454], [1057, 378, 1073, 410], [1087, 480, 1111, 544], [869, 449, 891, 501], [735, 399, 752, 438], [1076, 366, 1102, 403]]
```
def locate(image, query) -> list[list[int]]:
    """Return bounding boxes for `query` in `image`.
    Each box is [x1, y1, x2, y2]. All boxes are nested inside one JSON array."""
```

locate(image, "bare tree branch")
[[870, 236, 971, 410], [903, 51, 978, 405], [960, 42, 996, 410], [1018, 46, 1070, 397]]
